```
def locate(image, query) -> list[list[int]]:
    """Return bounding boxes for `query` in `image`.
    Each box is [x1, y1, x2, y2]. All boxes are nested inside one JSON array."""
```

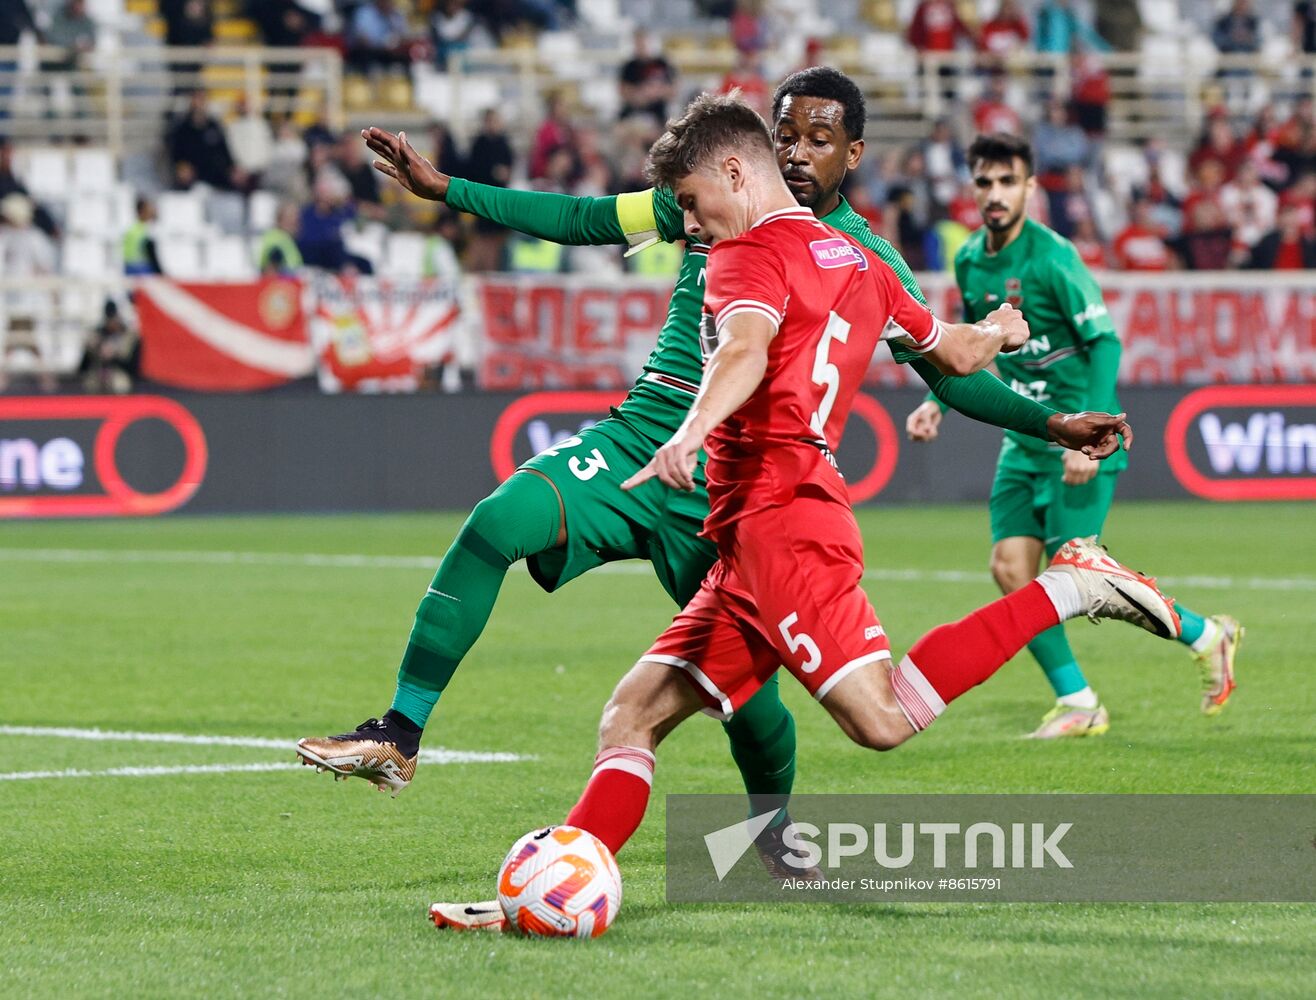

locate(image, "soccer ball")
[[496, 825, 622, 938]]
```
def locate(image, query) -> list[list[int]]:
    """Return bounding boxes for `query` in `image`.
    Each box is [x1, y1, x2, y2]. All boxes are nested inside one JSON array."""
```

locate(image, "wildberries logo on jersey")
[[0, 396, 207, 518], [808, 238, 869, 271], [665, 794, 1315, 903], [1165, 385, 1316, 501]]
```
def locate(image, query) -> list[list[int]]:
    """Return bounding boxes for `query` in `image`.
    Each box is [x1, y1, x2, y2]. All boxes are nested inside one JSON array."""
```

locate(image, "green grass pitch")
[[2, 501, 1313, 998]]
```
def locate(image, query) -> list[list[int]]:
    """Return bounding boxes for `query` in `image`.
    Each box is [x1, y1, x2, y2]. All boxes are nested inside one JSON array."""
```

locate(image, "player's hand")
[[361, 127, 450, 201], [985, 302, 1030, 352], [622, 427, 703, 493], [1046, 411, 1133, 460], [905, 401, 943, 442], [1061, 446, 1100, 485]]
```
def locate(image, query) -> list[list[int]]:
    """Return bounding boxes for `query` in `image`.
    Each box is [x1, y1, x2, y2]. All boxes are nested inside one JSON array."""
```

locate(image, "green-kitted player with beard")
[[297, 72, 1104, 929], [906, 132, 1241, 739]]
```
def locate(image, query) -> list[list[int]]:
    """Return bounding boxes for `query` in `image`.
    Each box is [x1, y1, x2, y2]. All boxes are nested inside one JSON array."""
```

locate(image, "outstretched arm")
[[910, 359, 1131, 459], [363, 126, 666, 248], [621, 313, 774, 492]]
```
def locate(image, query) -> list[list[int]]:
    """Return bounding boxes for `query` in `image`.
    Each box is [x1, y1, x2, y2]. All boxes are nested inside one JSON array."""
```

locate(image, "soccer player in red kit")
[[438, 94, 1186, 930], [564, 93, 1182, 856]]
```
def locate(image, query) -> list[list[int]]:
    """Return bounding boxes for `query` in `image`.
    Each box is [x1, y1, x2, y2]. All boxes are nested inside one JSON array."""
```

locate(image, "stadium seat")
[[343, 223, 387, 270], [62, 236, 113, 278], [862, 33, 916, 81], [248, 190, 279, 232], [207, 190, 247, 235], [157, 192, 206, 234], [19, 149, 71, 201], [72, 150, 117, 194], [159, 236, 204, 280], [205, 234, 256, 280], [384, 232, 426, 278], [67, 196, 117, 237]]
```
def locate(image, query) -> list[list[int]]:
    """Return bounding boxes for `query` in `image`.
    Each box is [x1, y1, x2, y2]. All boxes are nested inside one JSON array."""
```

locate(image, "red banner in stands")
[[870, 274, 1316, 388], [137, 278, 312, 392], [469, 274, 1316, 391], [476, 275, 671, 390], [309, 273, 464, 393]]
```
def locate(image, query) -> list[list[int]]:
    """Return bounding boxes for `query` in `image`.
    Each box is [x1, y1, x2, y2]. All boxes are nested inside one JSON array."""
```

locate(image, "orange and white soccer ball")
[[496, 825, 622, 938]]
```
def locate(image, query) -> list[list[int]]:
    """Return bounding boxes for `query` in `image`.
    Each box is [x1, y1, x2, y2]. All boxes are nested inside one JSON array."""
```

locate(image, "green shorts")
[[989, 463, 1120, 557], [520, 411, 716, 607]]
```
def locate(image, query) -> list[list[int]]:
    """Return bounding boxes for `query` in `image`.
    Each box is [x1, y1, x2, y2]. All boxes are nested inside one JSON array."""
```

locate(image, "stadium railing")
[[0, 44, 344, 156], [422, 45, 1316, 146]]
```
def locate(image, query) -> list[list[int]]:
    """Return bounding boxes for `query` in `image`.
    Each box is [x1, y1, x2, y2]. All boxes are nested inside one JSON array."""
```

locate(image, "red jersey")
[[1113, 224, 1170, 270], [698, 208, 938, 539]]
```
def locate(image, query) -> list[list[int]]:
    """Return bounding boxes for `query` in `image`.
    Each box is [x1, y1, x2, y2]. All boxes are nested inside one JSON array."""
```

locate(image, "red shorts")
[[645, 494, 891, 719]]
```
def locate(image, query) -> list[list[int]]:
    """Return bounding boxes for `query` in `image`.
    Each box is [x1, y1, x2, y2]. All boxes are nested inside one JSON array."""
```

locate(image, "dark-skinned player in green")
[[905, 132, 1240, 739], [296, 72, 1118, 926]]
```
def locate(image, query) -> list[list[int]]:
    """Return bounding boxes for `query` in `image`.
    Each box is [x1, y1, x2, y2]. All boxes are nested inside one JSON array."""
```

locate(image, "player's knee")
[[990, 549, 1030, 592]]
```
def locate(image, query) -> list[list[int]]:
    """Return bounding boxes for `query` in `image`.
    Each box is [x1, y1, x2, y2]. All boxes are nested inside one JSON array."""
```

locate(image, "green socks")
[[1028, 624, 1089, 699], [391, 473, 561, 729], [722, 674, 797, 825]]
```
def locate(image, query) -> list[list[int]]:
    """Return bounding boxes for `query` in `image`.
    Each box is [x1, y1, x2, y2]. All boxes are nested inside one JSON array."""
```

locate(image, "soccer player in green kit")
[[905, 133, 1241, 739], [297, 75, 1121, 917]]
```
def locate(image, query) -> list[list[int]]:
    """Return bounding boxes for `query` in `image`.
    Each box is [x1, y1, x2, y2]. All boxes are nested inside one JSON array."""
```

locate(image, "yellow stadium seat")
[[214, 19, 259, 43]]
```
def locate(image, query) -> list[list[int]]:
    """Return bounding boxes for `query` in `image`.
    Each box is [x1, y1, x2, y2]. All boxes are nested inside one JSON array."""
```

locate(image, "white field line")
[[0, 762, 298, 782], [1, 546, 1314, 592], [0, 725, 532, 784]]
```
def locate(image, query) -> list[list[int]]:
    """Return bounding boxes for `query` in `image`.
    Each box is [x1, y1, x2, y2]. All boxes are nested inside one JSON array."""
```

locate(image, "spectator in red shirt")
[[529, 91, 574, 181], [718, 48, 769, 118], [1113, 198, 1172, 270], [1181, 158, 1228, 230], [906, 0, 974, 53], [1189, 114, 1246, 181], [1071, 216, 1110, 268], [1170, 199, 1235, 269], [973, 70, 1022, 135], [1070, 50, 1111, 135], [979, 0, 1029, 57], [908, 0, 976, 99], [1279, 170, 1316, 229], [947, 181, 983, 229], [1247, 201, 1316, 268]]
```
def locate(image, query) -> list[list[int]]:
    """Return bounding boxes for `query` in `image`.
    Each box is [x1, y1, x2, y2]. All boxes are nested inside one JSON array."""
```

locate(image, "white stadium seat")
[[157, 192, 206, 234], [62, 235, 113, 278], [159, 236, 204, 280], [384, 232, 426, 277], [67, 195, 116, 237], [19, 149, 70, 201], [71, 150, 116, 194], [206, 234, 256, 280], [248, 189, 278, 232]]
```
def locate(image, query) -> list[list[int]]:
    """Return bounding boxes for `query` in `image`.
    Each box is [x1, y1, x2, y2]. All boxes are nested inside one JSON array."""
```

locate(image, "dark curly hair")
[[770, 66, 867, 141]]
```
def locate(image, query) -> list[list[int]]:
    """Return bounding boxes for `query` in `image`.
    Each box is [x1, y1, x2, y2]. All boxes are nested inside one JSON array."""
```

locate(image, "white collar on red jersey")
[[749, 207, 816, 230]]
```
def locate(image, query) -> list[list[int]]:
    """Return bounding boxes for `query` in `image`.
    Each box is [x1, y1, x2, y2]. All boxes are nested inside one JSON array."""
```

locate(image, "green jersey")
[[954, 219, 1126, 472], [444, 177, 1056, 446]]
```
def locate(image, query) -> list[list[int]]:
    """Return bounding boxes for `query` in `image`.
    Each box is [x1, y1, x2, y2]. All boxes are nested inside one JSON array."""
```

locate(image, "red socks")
[[564, 746, 656, 857], [892, 580, 1062, 730]]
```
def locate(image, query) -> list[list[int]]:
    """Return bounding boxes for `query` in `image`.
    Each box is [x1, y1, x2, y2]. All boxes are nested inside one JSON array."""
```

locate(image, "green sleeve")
[[1083, 335, 1122, 414], [910, 359, 1057, 442], [1048, 242, 1115, 343], [649, 186, 689, 243], [922, 247, 976, 413], [443, 177, 629, 246]]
